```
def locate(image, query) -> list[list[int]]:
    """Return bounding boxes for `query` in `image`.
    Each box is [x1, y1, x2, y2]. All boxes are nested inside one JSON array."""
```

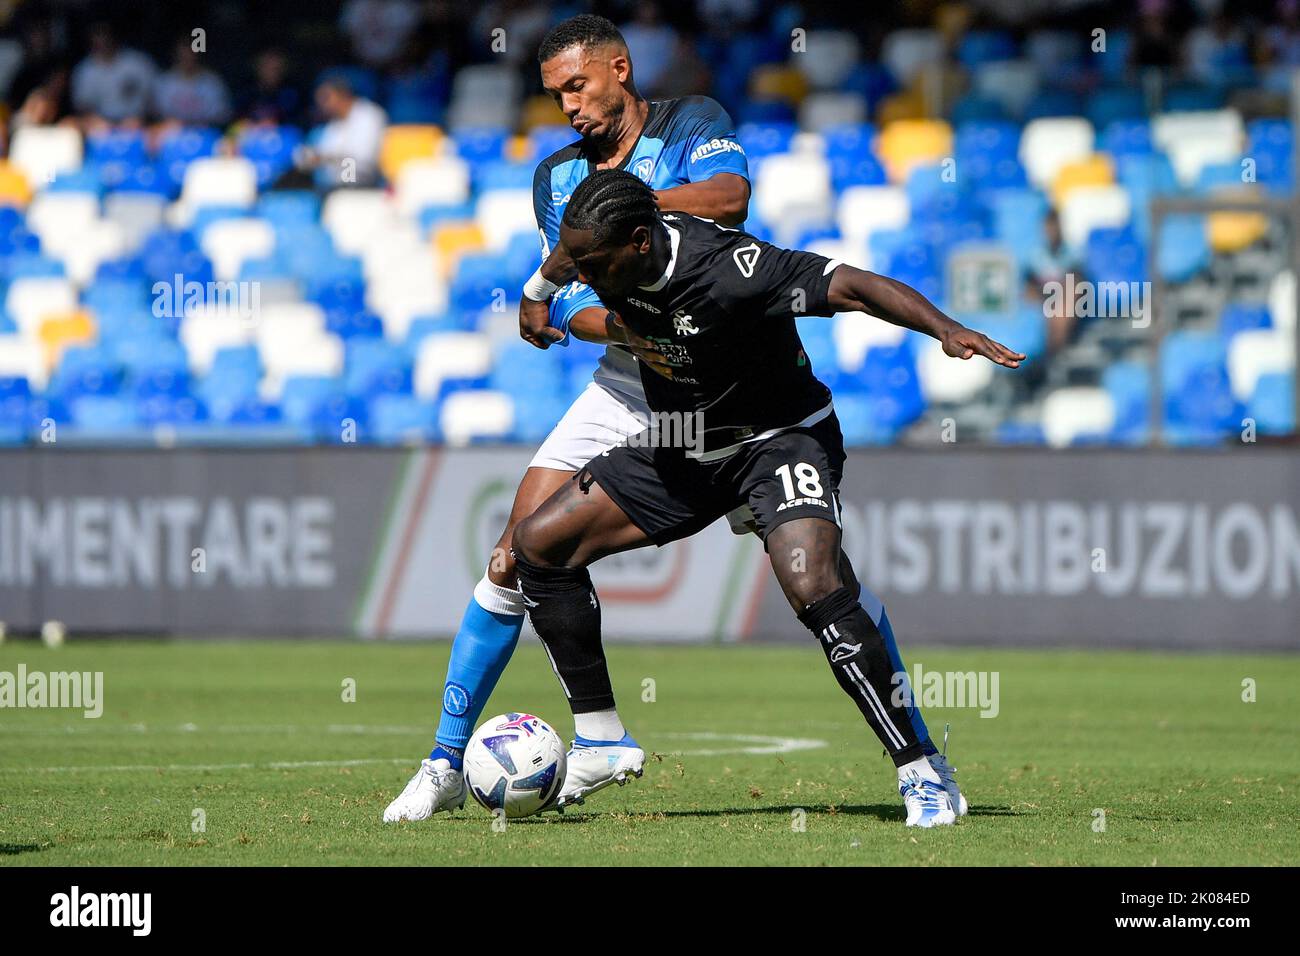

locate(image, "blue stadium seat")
[[1161, 330, 1226, 395], [71, 394, 141, 431], [47, 167, 103, 196], [257, 191, 320, 228], [1247, 372, 1295, 434], [1102, 361, 1150, 443], [511, 394, 570, 443], [137, 393, 208, 426], [50, 345, 123, 399], [490, 340, 567, 401], [157, 127, 221, 191], [454, 127, 509, 167], [1156, 216, 1209, 284], [1087, 87, 1146, 131], [1099, 119, 1154, 157], [369, 394, 438, 444], [344, 338, 411, 397], [1220, 303, 1272, 340], [86, 129, 149, 190], [957, 31, 1018, 69]]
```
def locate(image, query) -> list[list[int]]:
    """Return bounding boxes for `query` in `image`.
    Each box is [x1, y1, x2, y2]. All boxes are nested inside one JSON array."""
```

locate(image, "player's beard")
[[580, 92, 627, 149]]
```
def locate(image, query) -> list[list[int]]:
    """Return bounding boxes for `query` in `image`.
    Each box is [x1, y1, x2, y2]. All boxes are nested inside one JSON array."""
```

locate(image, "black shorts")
[[581, 409, 847, 548]]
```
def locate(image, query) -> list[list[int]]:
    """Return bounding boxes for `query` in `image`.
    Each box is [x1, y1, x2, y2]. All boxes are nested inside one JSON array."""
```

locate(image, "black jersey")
[[597, 213, 842, 455]]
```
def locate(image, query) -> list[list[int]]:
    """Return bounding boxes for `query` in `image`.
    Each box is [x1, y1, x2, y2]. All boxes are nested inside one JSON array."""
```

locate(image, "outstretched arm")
[[826, 266, 1026, 368]]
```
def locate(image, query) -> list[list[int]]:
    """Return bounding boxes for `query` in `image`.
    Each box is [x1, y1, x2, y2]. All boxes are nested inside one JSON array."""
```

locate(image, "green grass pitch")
[[1, 638, 1296, 866]]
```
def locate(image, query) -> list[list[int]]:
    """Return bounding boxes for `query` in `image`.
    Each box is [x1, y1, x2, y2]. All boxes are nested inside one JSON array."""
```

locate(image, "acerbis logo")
[[626, 296, 661, 314], [690, 138, 745, 163], [631, 157, 655, 182], [733, 243, 761, 278]]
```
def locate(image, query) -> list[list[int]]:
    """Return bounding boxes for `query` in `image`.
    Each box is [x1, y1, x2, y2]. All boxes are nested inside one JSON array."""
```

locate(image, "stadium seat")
[[200, 218, 276, 281], [1151, 110, 1244, 187], [875, 119, 953, 183], [1156, 216, 1210, 283], [395, 156, 471, 217], [754, 153, 832, 235], [321, 189, 397, 255], [1227, 329, 1296, 402], [474, 189, 534, 252], [1041, 386, 1115, 447], [1060, 184, 1131, 248], [6, 276, 78, 337], [0, 334, 49, 390], [9, 126, 83, 186], [238, 126, 303, 189], [917, 336, 994, 403], [178, 158, 258, 223], [413, 332, 491, 399], [440, 389, 513, 445], [369, 393, 438, 444], [973, 60, 1041, 118], [1247, 372, 1295, 434], [1019, 117, 1094, 189], [837, 186, 910, 247], [1051, 154, 1114, 208], [793, 30, 860, 89], [881, 29, 944, 86], [180, 305, 257, 374]]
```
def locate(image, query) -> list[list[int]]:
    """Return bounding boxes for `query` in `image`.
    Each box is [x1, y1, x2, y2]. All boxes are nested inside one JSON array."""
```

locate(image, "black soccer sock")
[[799, 586, 925, 768], [513, 553, 616, 714]]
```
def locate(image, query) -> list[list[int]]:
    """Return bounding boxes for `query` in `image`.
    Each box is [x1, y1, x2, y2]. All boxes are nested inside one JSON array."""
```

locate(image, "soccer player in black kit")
[[511, 169, 1025, 827]]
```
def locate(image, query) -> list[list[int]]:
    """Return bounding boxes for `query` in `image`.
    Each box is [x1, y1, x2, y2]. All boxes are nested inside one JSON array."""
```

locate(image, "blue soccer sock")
[[858, 584, 935, 754], [432, 574, 524, 758]]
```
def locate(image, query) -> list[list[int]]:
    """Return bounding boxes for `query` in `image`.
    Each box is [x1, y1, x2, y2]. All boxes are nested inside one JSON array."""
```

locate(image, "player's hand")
[[941, 325, 1026, 368], [519, 296, 564, 349], [608, 313, 673, 379]]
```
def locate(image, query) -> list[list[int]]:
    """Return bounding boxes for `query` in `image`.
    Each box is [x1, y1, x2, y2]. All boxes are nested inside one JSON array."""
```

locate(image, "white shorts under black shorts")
[[528, 382, 757, 535]]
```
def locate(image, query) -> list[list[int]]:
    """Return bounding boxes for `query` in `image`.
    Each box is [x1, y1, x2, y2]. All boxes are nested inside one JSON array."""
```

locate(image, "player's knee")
[[509, 513, 566, 568], [782, 563, 842, 612]]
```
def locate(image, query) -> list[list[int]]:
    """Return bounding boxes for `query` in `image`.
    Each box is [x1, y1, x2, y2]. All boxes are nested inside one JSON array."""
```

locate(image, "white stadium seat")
[[1269, 269, 1296, 333], [104, 192, 167, 253], [1228, 329, 1296, 402], [9, 126, 83, 186], [0, 334, 50, 390], [833, 312, 908, 372], [26, 192, 99, 256], [793, 31, 861, 89], [200, 218, 276, 281], [1019, 117, 1094, 189], [475, 189, 535, 251], [1041, 386, 1116, 447], [798, 92, 867, 132], [321, 189, 397, 255], [61, 219, 127, 286], [755, 153, 832, 231], [440, 390, 514, 446], [180, 305, 256, 374], [1152, 110, 1245, 187], [882, 29, 944, 85], [917, 337, 995, 404], [1060, 185, 1132, 249], [396, 156, 471, 216], [178, 157, 258, 220], [6, 277, 78, 336], [837, 185, 910, 247], [414, 332, 492, 398]]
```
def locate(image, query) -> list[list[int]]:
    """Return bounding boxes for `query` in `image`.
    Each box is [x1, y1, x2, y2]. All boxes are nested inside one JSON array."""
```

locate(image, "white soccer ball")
[[464, 712, 567, 818]]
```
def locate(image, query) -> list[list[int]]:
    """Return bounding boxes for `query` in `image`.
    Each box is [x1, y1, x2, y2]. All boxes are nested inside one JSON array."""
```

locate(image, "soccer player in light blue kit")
[[384, 14, 962, 822]]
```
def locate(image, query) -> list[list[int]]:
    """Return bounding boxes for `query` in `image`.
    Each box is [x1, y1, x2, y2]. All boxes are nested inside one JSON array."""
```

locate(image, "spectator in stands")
[[237, 48, 304, 126], [70, 20, 157, 128], [295, 74, 387, 189], [153, 35, 232, 127], [1029, 210, 1084, 355], [339, 0, 422, 69], [1262, 0, 1300, 90], [1185, 9, 1250, 84], [5, 14, 69, 115]]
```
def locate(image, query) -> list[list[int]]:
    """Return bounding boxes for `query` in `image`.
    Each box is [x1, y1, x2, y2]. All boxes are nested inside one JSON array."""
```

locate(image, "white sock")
[[898, 755, 942, 785], [574, 708, 626, 743], [473, 573, 525, 617]]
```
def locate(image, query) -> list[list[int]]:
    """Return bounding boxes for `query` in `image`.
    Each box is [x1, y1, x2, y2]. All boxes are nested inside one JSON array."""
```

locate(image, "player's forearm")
[[568, 308, 620, 344], [539, 243, 577, 285], [831, 268, 962, 341], [655, 173, 749, 226]]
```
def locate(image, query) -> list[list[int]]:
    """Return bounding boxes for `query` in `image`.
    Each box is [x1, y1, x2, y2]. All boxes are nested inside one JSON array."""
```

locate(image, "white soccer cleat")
[[928, 752, 969, 817], [382, 757, 466, 822], [899, 769, 957, 828], [554, 733, 645, 808]]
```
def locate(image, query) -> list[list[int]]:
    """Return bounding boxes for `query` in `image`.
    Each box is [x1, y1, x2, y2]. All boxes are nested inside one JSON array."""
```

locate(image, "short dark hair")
[[563, 169, 658, 246], [537, 14, 626, 64]]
